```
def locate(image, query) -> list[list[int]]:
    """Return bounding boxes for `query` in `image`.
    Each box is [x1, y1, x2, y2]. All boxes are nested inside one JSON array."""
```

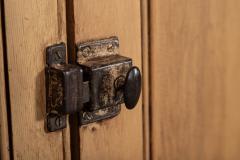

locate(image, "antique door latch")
[[45, 37, 141, 132]]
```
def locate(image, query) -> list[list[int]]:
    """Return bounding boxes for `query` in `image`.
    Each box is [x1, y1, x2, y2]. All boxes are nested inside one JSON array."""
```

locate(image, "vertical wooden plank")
[[3, 0, 71, 159], [0, 3, 10, 160], [141, 0, 150, 159], [150, 0, 240, 159], [70, 0, 143, 159]]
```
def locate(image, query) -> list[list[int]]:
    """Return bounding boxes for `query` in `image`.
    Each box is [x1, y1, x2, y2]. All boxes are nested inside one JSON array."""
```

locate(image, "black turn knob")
[[124, 66, 142, 109]]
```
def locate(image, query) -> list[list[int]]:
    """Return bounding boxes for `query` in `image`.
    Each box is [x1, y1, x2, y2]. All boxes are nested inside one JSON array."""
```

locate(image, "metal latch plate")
[[76, 37, 132, 125]]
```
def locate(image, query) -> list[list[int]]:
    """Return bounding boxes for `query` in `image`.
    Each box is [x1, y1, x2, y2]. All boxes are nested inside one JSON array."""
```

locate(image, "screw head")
[[55, 116, 64, 127], [82, 46, 91, 57]]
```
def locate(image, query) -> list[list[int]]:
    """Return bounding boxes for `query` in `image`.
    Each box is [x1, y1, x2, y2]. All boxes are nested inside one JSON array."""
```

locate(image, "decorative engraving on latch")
[[45, 37, 141, 132]]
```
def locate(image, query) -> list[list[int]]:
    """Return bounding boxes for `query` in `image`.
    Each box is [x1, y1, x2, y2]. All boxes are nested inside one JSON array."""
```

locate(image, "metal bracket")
[[45, 43, 67, 132], [76, 37, 129, 125]]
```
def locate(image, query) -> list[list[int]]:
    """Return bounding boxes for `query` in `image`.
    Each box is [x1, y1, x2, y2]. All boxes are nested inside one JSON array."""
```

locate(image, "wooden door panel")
[[0, 4, 10, 159], [3, 0, 70, 159], [69, 0, 143, 159], [150, 0, 240, 159]]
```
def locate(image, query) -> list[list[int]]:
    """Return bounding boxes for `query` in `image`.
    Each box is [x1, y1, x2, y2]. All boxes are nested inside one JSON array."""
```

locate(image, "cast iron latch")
[[45, 37, 141, 132]]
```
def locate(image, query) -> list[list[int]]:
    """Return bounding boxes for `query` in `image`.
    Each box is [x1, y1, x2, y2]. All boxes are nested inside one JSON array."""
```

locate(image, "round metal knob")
[[124, 66, 142, 109]]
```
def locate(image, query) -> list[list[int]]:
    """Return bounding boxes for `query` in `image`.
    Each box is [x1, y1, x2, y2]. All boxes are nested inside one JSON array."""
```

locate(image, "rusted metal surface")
[[45, 43, 87, 132], [77, 36, 119, 64], [78, 55, 132, 111], [46, 42, 66, 66], [45, 43, 67, 132], [79, 105, 121, 125], [45, 67, 64, 114], [76, 37, 133, 125], [46, 65, 84, 114], [45, 37, 141, 130]]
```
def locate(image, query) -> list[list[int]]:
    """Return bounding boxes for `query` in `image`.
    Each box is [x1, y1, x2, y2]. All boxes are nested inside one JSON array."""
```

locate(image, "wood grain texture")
[[141, 0, 150, 159], [3, 0, 71, 159], [0, 4, 10, 160], [71, 0, 143, 159], [150, 0, 240, 160]]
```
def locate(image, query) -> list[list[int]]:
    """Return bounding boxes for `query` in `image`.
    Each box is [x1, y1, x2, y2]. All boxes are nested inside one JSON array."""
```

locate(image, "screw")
[[107, 44, 114, 52], [114, 75, 125, 89], [55, 116, 63, 127], [57, 51, 62, 58], [82, 46, 91, 57], [54, 51, 63, 61]]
